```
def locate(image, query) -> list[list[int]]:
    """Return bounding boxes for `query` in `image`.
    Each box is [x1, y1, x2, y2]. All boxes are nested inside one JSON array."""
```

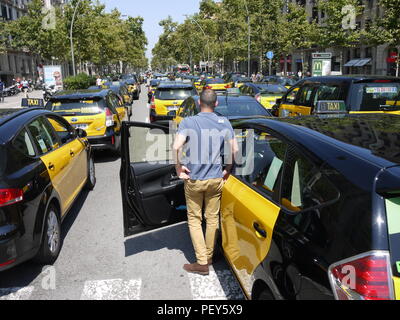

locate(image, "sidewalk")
[[0, 90, 44, 109]]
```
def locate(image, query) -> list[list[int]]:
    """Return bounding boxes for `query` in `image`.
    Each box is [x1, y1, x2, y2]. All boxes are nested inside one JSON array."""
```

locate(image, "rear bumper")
[[0, 224, 20, 272], [87, 131, 118, 151]]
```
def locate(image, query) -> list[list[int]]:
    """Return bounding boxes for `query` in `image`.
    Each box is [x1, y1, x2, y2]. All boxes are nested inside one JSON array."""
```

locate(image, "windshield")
[[47, 100, 104, 116], [206, 78, 225, 84], [350, 82, 400, 111], [258, 85, 288, 94], [215, 100, 271, 117], [155, 88, 196, 100]]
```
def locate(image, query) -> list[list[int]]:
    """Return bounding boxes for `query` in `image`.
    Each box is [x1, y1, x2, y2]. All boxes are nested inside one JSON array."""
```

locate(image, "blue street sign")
[[266, 51, 274, 60]]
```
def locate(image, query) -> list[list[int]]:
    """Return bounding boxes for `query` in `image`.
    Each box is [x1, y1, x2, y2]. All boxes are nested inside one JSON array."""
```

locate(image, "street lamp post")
[[244, 0, 251, 77], [184, 15, 210, 73], [70, 0, 83, 76]]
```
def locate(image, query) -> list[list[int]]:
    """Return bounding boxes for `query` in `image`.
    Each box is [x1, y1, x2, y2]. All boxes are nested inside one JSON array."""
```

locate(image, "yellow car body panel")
[[207, 83, 229, 91], [59, 112, 108, 137], [220, 175, 281, 298], [279, 104, 312, 117], [154, 99, 184, 116], [39, 139, 86, 215], [394, 277, 400, 300], [260, 95, 284, 110]]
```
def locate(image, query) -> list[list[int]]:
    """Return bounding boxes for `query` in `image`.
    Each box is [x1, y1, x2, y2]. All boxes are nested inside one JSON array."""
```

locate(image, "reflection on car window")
[[281, 145, 339, 212], [47, 116, 75, 145], [235, 130, 287, 197], [14, 128, 36, 157]]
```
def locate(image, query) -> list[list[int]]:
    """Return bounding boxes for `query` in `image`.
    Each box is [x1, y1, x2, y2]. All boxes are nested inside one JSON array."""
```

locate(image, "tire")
[[34, 204, 62, 265], [256, 287, 275, 300], [85, 155, 96, 190]]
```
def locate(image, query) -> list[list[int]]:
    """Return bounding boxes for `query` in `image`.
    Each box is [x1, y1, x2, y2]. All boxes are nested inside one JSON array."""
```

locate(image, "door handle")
[[48, 163, 55, 171], [253, 222, 267, 238], [70, 150, 75, 157]]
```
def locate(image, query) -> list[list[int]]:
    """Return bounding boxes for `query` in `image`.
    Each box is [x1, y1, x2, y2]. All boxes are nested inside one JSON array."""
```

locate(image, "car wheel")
[[256, 287, 275, 300], [34, 204, 62, 265], [85, 155, 96, 190]]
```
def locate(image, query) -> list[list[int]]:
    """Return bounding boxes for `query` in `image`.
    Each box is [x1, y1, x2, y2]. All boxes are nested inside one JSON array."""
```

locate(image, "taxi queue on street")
[[1, 71, 400, 301]]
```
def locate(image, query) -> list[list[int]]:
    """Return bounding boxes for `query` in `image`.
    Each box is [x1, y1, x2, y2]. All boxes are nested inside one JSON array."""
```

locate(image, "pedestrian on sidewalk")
[[173, 89, 238, 276], [0, 79, 4, 103], [21, 78, 30, 98]]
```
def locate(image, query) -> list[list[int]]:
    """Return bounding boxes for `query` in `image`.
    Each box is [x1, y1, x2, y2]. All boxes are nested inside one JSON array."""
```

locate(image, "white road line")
[[188, 270, 245, 300], [80, 279, 142, 300], [0, 286, 35, 300]]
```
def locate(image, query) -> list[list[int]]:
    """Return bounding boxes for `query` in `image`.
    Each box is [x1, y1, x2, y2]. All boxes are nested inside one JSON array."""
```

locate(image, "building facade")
[[289, 0, 396, 76]]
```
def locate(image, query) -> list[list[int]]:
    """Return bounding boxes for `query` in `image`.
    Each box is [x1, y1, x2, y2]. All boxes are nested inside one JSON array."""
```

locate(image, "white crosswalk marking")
[[188, 270, 245, 300], [80, 279, 142, 300], [0, 286, 35, 300]]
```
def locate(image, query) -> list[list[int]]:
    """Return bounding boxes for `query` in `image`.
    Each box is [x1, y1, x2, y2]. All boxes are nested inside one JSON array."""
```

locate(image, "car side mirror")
[[276, 98, 282, 105], [76, 128, 87, 138]]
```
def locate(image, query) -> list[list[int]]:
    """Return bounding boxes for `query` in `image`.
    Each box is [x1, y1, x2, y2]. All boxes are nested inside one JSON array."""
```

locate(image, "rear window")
[[150, 80, 160, 87], [215, 100, 271, 117], [155, 88, 196, 100], [47, 99, 104, 116], [258, 85, 287, 94], [350, 82, 400, 111], [206, 78, 225, 84]]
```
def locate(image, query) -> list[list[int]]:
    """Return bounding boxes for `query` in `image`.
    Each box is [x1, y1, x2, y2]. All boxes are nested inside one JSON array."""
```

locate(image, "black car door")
[[120, 121, 186, 237]]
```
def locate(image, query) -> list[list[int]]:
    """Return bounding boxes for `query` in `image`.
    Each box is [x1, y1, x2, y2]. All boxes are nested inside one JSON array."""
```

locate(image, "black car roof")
[[51, 89, 111, 100], [299, 75, 400, 85], [233, 115, 400, 191], [157, 82, 194, 89], [0, 108, 55, 144]]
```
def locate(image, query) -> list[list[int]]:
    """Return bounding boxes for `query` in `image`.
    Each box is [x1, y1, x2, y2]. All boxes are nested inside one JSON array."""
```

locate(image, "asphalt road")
[[0, 86, 244, 300]]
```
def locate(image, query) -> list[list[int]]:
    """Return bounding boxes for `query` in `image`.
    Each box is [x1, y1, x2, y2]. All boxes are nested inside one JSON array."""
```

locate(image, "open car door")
[[120, 121, 187, 237]]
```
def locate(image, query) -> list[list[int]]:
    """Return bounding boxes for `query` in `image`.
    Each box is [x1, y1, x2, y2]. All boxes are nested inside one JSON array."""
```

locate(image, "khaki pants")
[[184, 178, 224, 266]]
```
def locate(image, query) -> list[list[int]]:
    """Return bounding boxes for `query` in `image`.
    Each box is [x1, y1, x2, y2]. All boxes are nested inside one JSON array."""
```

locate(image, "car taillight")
[[255, 94, 261, 103], [0, 189, 23, 207], [105, 108, 114, 127], [328, 251, 394, 300], [150, 96, 155, 109], [204, 86, 212, 90], [225, 84, 232, 89]]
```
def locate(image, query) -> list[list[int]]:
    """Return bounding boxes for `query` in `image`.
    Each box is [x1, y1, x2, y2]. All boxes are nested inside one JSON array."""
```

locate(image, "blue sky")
[[102, 0, 201, 59]]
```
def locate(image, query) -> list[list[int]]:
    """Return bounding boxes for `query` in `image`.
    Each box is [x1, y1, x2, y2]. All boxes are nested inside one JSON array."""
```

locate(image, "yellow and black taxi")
[[119, 112, 400, 300], [274, 76, 400, 117], [223, 73, 247, 88], [46, 90, 124, 154], [239, 83, 288, 110], [122, 78, 141, 101], [200, 78, 232, 95], [192, 76, 203, 91], [0, 108, 95, 271], [147, 79, 161, 104], [172, 93, 271, 125], [150, 82, 197, 123]]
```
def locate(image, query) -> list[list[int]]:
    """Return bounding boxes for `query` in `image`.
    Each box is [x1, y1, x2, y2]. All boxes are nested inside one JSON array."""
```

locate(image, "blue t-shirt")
[[177, 112, 235, 181]]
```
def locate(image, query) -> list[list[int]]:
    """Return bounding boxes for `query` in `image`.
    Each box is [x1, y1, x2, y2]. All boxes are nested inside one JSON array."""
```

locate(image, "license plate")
[[168, 106, 178, 111], [73, 124, 88, 130]]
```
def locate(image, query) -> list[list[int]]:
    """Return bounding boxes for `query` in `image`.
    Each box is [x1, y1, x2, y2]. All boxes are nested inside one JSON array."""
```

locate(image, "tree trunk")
[[396, 46, 400, 77]]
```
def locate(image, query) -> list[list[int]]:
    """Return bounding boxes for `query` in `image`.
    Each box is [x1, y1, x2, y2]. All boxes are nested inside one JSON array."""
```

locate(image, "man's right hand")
[[176, 165, 191, 180]]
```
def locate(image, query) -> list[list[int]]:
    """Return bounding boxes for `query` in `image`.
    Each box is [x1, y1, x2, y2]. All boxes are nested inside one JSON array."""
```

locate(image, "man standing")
[[0, 79, 4, 103], [173, 89, 238, 276]]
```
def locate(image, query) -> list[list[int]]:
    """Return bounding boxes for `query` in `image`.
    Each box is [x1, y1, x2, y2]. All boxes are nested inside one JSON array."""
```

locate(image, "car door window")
[[27, 117, 59, 155], [283, 86, 300, 104], [46, 116, 76, 145], [13, 128, 36, 157], [235, 129, 287, 197], [296, 85, 315, 106], [280, 146, 339, 212]]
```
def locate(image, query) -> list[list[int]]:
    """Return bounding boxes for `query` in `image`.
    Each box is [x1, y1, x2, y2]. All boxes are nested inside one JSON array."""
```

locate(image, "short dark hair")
[[200, 89, 217, 108]]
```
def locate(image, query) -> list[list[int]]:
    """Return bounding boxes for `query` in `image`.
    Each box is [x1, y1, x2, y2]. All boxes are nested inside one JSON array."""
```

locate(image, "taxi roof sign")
[[314, 100, 347, 114], [21, 98, 45, 108]]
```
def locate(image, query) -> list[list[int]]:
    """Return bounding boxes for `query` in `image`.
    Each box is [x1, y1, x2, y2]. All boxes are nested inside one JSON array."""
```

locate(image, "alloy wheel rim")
[[47, 210, 60, 253]]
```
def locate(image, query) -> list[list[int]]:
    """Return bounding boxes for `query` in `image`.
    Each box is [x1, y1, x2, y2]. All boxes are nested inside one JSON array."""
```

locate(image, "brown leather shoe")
[[183, 263, 209, 275]]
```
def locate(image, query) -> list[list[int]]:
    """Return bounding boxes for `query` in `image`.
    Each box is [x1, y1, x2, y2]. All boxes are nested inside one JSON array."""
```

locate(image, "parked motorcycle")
[[43, 84, 59, 101]]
